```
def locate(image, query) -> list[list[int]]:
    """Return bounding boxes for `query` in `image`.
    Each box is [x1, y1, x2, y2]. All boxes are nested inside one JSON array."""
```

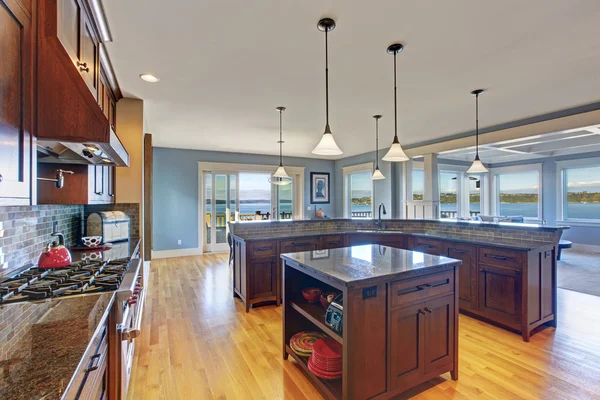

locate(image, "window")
[[343, 163, 373, 218], [468, 176, 482, 217], [493, 167, 541, 219], [562, 165, 600, 221], [439, 171, 458, 218], [277, 183, 293, 220], [412, 168, 424, 201]]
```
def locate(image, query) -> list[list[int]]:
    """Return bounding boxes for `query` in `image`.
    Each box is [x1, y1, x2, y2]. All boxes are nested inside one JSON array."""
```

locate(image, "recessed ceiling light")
[[139, 73, 159, 83]]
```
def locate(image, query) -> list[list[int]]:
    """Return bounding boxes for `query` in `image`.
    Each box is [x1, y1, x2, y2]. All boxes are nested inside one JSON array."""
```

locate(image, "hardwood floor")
[[127, 253, 600, 400]]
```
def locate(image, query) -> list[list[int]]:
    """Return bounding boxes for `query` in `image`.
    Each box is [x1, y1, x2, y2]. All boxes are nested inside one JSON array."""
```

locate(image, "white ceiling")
[[103, 0, 600, 160], [438, 124, 600, 164]]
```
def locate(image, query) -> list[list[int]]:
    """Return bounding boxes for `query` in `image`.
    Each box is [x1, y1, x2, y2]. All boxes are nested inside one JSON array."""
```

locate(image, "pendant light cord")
[[475, 92, 479, 158], [279, 109, 283, 167], [325, 28, 330, 130], [393, 52, 398, 141], [375, 117, 380, 168]]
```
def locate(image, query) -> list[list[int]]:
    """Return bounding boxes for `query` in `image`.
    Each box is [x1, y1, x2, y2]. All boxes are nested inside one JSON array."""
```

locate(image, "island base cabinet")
[[247, 256, 279, 311], [477, 264, 522, 329], [389, 294, 456, 394]]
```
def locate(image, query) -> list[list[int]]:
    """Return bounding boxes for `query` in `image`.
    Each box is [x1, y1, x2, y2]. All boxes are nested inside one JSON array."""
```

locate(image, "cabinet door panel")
[[413, 237, 444, 256], [389, 303, 425, 391], [424, 295, 455, 373], [445, 244, 477, 308], [250, 258, 275, 298], [80, 13, 98, 96], [0, 0, 32, 201], [57, 0, 81, 65], [478, 264, 522, 325]]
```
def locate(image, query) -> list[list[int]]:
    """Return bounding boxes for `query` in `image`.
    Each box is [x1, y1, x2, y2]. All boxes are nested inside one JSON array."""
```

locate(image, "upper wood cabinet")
[[37, 0, 121, 143], [0, 0, 34, 204]]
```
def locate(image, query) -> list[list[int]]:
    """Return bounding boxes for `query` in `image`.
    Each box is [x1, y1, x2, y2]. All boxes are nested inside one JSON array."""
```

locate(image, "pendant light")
[[311, 18, 343, 156], [382, 43, 409, 162], [467, 89, 489, 174], [269, 106, 292, 185], [371, 115, 385, 180]]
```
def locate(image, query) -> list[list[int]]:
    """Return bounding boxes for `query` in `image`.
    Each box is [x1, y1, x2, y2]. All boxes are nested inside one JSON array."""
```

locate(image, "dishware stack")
[[308, 338, 343, 380], [290, 331, 327, 358]]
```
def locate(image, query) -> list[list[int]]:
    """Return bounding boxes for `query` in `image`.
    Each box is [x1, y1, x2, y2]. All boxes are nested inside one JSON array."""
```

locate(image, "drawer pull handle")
[[328, 241, 340, 245], [292, 242, 312, 246], [424, 307, 433, 314], [256, 247, 271, 251], [421, 244, 434, 249], [452, 250, 467, 254], [489, 255, 508, 260], [416, 284, 432, 290]]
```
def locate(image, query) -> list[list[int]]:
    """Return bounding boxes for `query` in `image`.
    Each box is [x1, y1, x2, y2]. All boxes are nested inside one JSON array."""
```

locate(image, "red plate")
[[308, 357, 342, 379], [310, 356, 342, 371], [312, 338, 342, 360]]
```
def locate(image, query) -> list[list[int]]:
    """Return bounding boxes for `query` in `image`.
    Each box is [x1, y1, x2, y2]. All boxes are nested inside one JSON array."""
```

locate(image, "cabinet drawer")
[[391, 270, 454, 308], [248, 241, 277, 258], [478, 247, 521, 269], [65, 323, 108, 399], [322, 235, 344, 249], [413, 237, 444, 255]]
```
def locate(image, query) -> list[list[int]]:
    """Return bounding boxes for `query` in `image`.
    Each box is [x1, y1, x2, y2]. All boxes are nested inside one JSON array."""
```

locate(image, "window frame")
[[557, 157, 600, 226], [342, 162, 374, 219], [491, 164, 543, 221]]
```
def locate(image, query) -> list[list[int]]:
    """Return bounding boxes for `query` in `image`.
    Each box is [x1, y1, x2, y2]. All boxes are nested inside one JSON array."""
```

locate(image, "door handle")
[[418, 309, 426, 315], [452, 250, 467, 254], [421, 244, 434, 249], [489, 255, 508, 260], [424, 307, 432, 314]]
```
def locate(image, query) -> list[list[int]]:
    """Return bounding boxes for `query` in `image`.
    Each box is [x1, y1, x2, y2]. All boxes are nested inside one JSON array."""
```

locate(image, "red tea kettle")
[[38, 232, 72, 269]]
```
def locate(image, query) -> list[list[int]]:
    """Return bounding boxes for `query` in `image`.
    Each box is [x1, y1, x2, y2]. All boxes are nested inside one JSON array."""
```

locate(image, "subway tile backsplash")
[[0, 205, 82, 275]]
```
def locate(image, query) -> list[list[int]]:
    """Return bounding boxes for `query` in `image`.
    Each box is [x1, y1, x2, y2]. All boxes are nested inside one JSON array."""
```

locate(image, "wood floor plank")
[[127, 253, 600, 400]]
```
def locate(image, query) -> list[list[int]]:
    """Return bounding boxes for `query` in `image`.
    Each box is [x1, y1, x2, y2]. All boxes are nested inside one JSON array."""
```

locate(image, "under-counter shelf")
[[285, 344, 342, 400], [289, 300, 343, 344]]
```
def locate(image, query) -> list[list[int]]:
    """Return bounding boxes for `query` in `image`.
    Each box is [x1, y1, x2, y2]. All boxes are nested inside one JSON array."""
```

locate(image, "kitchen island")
[[281, 245, 461, 400], [231, 219, 565, 341]]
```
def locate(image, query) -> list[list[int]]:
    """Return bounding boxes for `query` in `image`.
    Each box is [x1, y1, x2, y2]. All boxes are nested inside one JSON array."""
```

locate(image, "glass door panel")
[[215, 174, 228, 245], [277, 183, 293, 220], [204, 173, 212, 245]]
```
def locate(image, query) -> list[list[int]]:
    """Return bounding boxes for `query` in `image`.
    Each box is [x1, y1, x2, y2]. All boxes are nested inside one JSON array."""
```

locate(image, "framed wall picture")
[[310, 172, 330, 204]]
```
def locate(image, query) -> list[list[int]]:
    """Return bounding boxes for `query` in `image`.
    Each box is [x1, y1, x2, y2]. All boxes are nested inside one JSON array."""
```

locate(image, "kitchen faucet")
[[376, 203, 387, 229]]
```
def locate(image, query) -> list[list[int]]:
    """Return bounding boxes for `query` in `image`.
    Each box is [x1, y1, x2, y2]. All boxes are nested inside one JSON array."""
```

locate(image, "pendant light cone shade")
[[311, 18, 343, 156], [371, 115, 385, 180], [467, 89, 489, 174], [270, 107, 292, 186], [382, 43, 409, 162]]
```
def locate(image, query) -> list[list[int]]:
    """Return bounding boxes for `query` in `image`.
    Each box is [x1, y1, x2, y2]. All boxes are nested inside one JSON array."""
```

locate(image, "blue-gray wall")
[[153, 147, 335, 251], [488, 151, 600, 246]]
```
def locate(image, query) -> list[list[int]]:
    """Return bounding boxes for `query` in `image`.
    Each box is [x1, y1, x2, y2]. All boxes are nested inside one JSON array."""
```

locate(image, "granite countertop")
[[0, 292, 115, 400], [232, 230, 555, 250], [70, 237, 141, 263], [281, 244, 461, 287]]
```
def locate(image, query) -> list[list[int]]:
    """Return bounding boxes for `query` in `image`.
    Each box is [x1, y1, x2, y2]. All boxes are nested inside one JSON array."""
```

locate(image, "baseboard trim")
[[570, 243, 600, 254], [152, 248, 204, 259]]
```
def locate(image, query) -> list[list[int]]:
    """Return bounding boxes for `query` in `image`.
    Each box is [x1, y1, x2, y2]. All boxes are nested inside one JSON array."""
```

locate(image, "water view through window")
[[439, 171, 458, 217], [497, 170, 539, 218], [565, 166, 600, 220], [350, 171, 372, 218]]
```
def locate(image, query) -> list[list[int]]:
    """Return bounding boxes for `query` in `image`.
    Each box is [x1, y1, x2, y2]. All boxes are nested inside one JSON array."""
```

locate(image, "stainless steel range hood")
[[37, 126, 130, 166]]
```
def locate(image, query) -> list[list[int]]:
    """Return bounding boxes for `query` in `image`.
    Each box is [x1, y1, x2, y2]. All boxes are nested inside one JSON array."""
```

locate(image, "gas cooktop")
[[0, 258, 132, 304]]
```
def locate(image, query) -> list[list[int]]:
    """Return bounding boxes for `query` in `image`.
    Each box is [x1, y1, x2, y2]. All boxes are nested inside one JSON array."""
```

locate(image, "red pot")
[[38, 233, 72, 269]]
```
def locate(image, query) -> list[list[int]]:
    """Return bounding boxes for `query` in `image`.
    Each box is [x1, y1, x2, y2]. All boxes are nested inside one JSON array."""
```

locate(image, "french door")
[[204, 172, 239, 252]]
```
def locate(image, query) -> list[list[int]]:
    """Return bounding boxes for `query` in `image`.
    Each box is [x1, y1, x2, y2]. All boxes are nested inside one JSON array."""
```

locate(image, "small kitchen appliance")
[[38, 226, 72, 269], [324, 294, 343, 334]]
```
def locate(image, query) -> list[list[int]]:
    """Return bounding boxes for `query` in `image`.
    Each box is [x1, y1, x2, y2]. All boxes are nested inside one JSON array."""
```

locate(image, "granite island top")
[[232, 229, 556, 251], [0, 292, 114, 400], [281, 244, 461, 288]]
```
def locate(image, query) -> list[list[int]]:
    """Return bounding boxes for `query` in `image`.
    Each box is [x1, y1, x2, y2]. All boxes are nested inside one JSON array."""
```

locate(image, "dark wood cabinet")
[[423, 294, 455, 374], [389, 303, 425, 392], [37, 163, 114, 204], [280, 237, 321, 253], [413, 237, 445, 256], [80, 11, 99, 96], [478, 263, 522, 328], [0, 0, 34, 204], [321, 235, 344, 249], [445, 243, 477, 310], [250, 257, 277, 299]]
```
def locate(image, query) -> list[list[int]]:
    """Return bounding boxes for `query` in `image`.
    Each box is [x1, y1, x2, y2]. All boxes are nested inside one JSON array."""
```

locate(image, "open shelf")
[[286, 344, 342, 400], [289, 300, 343, 344]]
